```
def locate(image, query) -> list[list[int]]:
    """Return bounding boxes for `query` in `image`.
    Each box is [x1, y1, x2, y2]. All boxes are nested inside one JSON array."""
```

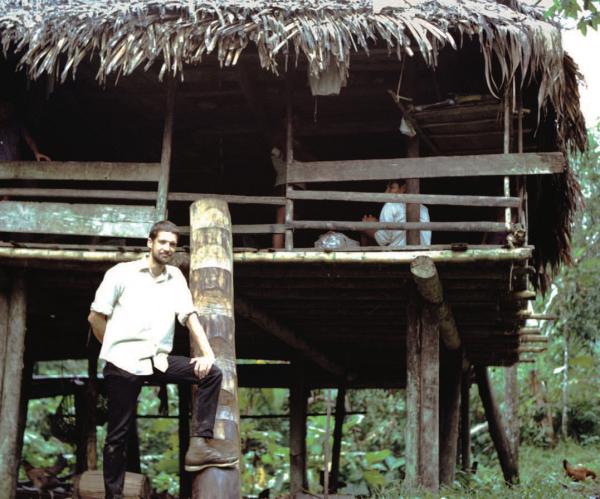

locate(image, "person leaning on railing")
[[360, 180, 431, 247], [0, 98, 51, 162]]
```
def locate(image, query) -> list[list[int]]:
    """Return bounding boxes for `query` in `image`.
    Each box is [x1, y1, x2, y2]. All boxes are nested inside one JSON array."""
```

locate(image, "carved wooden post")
[[0, 271, 27, 499], [190, 199, 240, 498], [405, 285, 439, 491], [289, 361, 308, 496]]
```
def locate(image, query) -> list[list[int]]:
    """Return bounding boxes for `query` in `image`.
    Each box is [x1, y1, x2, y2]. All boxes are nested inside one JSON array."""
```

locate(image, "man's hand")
[[190, 356, 215, 379]]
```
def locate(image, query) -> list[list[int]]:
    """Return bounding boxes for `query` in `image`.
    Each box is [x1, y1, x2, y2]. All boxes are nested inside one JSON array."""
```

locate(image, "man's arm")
[[21, 127, 51, 161], [88, 310, 107, 344], [186, 313, 216, 379]]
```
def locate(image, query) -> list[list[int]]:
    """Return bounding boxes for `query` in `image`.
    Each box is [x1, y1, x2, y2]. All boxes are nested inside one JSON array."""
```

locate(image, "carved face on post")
[[147, 230, 177, 265]]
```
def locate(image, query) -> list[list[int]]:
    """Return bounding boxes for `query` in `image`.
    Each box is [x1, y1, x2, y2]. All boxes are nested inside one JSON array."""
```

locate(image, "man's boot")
[[184, 437, 239, 472]]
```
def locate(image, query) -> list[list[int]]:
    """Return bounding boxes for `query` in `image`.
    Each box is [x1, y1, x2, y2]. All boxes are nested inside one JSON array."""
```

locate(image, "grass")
[[372, 440, 600, 498]]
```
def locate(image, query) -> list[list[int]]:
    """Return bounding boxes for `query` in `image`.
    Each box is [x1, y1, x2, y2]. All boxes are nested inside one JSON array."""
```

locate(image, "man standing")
[[361, 180, 431, 246], [88, 220, 238, 498]]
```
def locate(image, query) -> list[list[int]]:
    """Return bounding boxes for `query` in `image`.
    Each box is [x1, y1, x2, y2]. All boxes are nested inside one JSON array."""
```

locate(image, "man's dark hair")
[[387, 179, 406, 188], [149, 220, 180, 241]]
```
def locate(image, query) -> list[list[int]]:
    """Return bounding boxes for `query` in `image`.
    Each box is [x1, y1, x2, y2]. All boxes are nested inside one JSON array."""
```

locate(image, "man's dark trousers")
[[103, 357, 222, 498]]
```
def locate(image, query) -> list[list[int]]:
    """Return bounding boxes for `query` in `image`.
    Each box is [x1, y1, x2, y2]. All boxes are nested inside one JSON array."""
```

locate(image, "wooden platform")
[[0, 246, 536, 388]]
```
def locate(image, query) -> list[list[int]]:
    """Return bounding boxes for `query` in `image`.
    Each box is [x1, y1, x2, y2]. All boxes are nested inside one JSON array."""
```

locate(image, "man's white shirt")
[[374, 202, 432, 247], [91, 257, 195, 375]]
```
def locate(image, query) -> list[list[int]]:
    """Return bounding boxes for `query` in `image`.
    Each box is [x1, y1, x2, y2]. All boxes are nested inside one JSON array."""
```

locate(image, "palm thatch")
[[0, 0, 587, 150], [0, 0, 588, 282]]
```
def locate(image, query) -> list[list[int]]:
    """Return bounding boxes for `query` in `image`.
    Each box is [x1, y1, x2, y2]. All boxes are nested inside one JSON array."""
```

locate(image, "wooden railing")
[[0, 152, 563, 249]]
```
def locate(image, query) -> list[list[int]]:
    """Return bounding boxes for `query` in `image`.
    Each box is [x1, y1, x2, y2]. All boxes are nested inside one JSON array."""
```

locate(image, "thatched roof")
[[0, 0, 588, 286], [0, 0, 587, 149]]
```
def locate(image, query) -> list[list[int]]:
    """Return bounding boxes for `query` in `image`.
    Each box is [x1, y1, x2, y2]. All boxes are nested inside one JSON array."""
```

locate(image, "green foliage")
[[547, 0, 600, 33]]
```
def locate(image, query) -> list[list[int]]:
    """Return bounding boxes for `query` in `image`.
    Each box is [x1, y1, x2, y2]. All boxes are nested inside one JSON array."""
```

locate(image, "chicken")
[[563, 459, 597, 481], [22, 454, 67, 491]]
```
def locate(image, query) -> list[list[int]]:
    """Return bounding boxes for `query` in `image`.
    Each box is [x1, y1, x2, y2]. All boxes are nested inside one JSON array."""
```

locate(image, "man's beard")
[[153, 249, 173, 265]]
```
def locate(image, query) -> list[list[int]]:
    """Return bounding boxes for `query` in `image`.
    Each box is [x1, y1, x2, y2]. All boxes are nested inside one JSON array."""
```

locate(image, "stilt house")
[[0, 0, 587, 496]]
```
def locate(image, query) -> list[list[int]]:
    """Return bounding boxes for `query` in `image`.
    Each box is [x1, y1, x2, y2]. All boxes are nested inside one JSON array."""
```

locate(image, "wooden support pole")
[[290, 361, 308, 496], [330, 385, 347, 493], [0, 271, 27, 499], [189, 199, 240, 498], [86, 351, 98, 470], [406, 138, 421, 246], [178, 385, 192, 499], [405, 287, 440, 491], [459, 367, 472, 472], [285, 75, 295, 250], [156, 77, 176, 220], [410, 255, 461, 350], [474, 366, 518, 484], [439, 347, 462, 486], [504, 365, 519, 464]]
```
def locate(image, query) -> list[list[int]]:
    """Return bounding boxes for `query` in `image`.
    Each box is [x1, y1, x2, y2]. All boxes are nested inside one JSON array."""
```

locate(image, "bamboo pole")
[[0, 246, 534, 264], [189, 199, 240, 498], [0, 271, 27, 499], [406, 138, 421, 246]]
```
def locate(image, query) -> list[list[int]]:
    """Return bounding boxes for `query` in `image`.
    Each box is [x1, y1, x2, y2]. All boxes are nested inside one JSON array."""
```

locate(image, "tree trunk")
[[528, 370, 556, 446], [190, 199, 240, 498], [561, 333, 569, 439]]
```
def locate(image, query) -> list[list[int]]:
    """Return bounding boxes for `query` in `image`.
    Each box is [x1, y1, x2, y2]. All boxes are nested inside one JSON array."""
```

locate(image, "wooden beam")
[[0, 271, 27, 499], [287, 153, 565, 184], [178, 385, 192, 498], [189, 199, 241, 496], [0, 161, 161, 181], [235, 297, 346, 379], [290, 220, 508, 232], [288, 190, 521, 207], [474, 366, 518, 484], [410, 256, 460, 350], [157, 77, 176, 219], [289, 361, 308, 496], [405, 288, 440, 491], [0, 201, 155, 238]]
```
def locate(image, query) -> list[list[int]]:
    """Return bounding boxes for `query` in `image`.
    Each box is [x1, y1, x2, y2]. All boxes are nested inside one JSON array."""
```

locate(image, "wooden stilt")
[[460, 368, 472, 472], [330, 385, 347, 493], [290, 361, 308, 496], [178, 384, 192, 498], [86, 352, 98, 470], [15, 357, 33, 476], [0, 271, 27, 499], [190, 199, 240, 498], [474, 366, 518, 484], [504, 365, 519, 463], [439, 347, 462, 486], [405, 286, 440, 491]]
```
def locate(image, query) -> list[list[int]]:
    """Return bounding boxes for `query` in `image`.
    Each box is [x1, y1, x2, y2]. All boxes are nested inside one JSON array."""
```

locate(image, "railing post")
[[285, 74, 295, 250], [406, 137, 421, 245], [285, 185, 295, 250], [156, 77, 176, 220]]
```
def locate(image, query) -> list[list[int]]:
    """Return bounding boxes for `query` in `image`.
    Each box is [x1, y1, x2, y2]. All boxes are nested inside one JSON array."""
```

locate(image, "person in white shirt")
[[88, 221, 237, 498], [361, 180, 431, 246]]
